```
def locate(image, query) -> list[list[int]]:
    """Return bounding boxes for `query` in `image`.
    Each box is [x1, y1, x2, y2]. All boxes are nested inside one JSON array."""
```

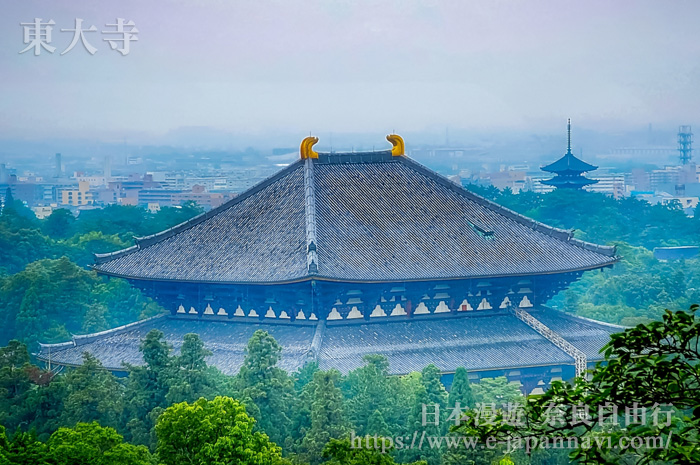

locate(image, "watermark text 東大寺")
[[20, 18, 138, 56]]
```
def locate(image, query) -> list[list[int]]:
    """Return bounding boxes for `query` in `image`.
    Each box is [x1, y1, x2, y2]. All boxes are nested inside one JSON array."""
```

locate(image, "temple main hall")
[[38, 135, 621, 393]]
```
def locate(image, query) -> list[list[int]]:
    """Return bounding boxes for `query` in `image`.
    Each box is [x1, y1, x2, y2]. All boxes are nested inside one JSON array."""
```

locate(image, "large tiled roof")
[[94, 149, 616, 283], [36, 309, 621, 376]]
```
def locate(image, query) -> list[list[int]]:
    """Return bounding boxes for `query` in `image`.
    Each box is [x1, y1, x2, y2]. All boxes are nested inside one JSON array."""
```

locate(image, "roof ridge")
[[304, 158, 318, 274], [397, 156, 617, 258], [94, 160, 305, 266]]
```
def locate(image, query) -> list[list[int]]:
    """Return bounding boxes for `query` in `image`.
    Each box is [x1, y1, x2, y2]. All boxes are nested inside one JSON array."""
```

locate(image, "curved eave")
[[540, 166, 598, 175], [541, 154, 598, 174], [540, 177, 598, 188], [541, 165, 598, 174], [33, 356, 130, 373], [38, 314, 167, 350], [92, 256, 619, 286], [35, 356, 579, 376]]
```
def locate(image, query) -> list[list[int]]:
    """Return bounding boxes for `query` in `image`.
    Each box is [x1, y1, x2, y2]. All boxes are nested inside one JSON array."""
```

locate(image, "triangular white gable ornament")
[[347, 307, 363, 319], [414, 302, 430, 314], [370, 306, 387, 317], [390, 304, 407, 316], [434, 301, 450, 313], [328, 308, 342, 320]]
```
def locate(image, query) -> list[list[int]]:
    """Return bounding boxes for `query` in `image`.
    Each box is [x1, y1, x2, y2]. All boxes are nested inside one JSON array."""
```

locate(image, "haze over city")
[[1, 0, 699, 158]]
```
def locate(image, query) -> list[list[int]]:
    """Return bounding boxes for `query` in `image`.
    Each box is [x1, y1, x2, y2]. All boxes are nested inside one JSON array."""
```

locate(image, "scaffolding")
[[679, 125, 693, 165]]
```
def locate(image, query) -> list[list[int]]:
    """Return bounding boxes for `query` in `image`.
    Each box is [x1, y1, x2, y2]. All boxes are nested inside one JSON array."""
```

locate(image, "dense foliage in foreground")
[[0, 329, 485, 465], [456, 305, 700, 464], [0, 306, 698, 464]]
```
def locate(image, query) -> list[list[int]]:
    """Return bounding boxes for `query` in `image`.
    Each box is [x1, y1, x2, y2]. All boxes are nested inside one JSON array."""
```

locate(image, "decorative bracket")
[[386, 134, 405, 157], [300, 136, 319, 159]]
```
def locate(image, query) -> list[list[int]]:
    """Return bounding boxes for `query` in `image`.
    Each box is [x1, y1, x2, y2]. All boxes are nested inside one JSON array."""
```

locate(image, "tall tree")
[[1, 429, 50, 465], [164, 333, 214, 404], [470, 376, 523, 407], [402, 365, 447, 465], [122, 330, 172, 446], [420, 364, 448, 414], [366, 409, 390, 437], [287, 361, 319, 452], [58, 353, 124, 429], [343, 354, 400, 436], [300, 369, 348, 464], [236, 330, 294, 446], [447, 367, 475, 410], [0, 340, 34, 428]]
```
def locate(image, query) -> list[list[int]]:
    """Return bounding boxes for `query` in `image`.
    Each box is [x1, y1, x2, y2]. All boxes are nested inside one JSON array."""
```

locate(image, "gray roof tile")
[[93, 154, 616, 283], [37, 309, 620, 375]]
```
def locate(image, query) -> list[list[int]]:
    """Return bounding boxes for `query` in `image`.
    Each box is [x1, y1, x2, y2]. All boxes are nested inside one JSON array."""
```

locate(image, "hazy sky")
[[1, 0, 699, 142]]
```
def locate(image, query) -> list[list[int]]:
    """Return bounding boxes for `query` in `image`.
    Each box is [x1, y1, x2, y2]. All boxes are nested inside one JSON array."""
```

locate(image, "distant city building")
[[104, 155, 112, 181], [653, 246, 699, 261], [631, 191, 699, 216], [541, 119, 598, 189], [0, 176, 46, 206], [32, 205, 55, 219], [487, 170, 527, 193], [586, 173, 626, 199], [61, 181, 93, 206], [608, 147, 676, 159], [138, 185, 230, 209], [645, 164, 699, 194], [91, 187, 120, 206], [525, 175, 555, 194], [76, 175, 107, 187], [649, 166, 681, 190]]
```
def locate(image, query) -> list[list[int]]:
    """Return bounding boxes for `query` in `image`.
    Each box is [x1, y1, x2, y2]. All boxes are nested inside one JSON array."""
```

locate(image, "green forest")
[[0, 187, 698, 464]]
